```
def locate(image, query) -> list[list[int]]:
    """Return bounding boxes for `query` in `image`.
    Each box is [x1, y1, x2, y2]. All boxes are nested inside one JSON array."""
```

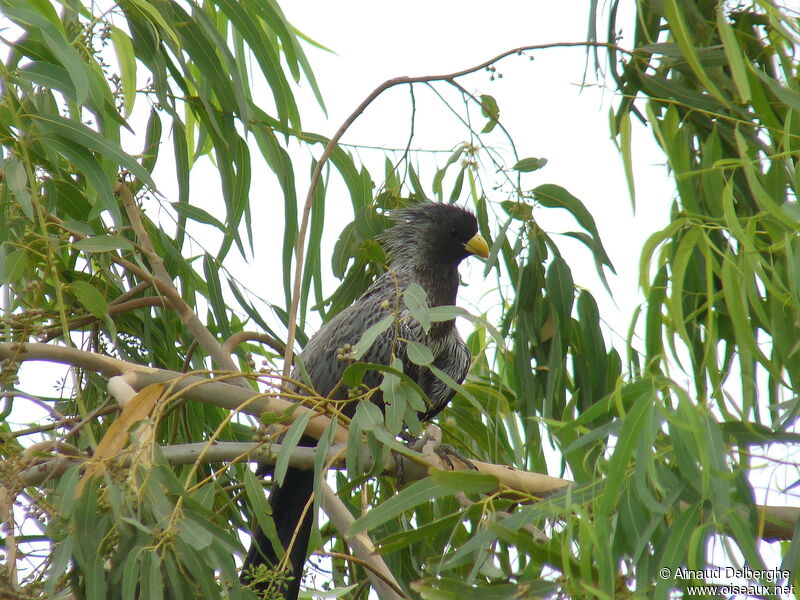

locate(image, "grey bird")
[[241, 202, 489, 599]]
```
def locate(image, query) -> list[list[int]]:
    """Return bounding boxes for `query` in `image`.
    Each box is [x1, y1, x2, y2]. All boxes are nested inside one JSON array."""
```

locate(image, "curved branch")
[[221, 331, 288, 358]]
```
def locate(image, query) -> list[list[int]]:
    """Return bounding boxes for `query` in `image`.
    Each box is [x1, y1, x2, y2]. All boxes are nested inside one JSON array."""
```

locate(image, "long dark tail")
[[241, 463, 315, 600]]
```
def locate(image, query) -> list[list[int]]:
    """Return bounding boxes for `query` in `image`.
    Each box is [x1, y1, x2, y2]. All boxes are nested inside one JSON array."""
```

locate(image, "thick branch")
[[0, 342, 349, 444]]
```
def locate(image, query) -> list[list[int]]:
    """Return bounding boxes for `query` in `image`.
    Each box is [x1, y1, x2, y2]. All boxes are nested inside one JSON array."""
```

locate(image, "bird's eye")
[[449, 228, 459, 238]]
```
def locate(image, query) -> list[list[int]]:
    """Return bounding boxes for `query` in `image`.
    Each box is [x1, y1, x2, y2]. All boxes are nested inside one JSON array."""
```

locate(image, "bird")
[[241, 201, 489, 599]]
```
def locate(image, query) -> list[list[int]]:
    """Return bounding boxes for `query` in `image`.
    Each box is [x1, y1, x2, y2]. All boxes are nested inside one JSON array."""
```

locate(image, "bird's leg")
[[395, 430, 423, 484], [399, 430, 418, 446]]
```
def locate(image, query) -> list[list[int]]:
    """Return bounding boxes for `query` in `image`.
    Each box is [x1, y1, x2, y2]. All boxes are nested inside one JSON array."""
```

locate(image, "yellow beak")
[[464, 233, 490, 259]]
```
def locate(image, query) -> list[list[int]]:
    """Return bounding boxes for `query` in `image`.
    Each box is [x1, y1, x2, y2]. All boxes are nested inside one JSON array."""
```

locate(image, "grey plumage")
[[241, 202, 488, 598]]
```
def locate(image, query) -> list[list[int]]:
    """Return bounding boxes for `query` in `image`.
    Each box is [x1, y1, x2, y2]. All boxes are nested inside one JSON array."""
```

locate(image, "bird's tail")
[[241, 464, 315, 600]]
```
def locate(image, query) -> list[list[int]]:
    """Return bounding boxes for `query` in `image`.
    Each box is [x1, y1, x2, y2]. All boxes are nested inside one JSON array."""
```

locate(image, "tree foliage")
[[0, 0, 798, 598]]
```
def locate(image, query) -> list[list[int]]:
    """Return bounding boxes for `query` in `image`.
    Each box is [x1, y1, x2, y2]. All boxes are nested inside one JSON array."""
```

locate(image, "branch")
[[13, 339, 794, 538], [0, 342, 349, 444], [0, 342, 601, 498], [117, 184, 250, 388], [221, 331, 288, 358], [39, 297, 169, 342], [13, 440, 799, 542], [319, 482, 406, 599]]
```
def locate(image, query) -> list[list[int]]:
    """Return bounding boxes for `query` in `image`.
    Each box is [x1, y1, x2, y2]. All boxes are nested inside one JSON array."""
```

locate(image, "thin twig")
[[39, 297, 169, 342]]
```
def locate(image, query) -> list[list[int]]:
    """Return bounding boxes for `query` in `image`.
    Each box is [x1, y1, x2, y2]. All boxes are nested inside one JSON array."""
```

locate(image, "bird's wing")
[[292, 271, 414, 403], [415, 330, 470, 422], [291, 268, 468, 422]]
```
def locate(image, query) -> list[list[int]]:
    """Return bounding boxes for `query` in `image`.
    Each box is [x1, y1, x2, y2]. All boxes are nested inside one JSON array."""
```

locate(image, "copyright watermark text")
[[658, 566, 794, 597]]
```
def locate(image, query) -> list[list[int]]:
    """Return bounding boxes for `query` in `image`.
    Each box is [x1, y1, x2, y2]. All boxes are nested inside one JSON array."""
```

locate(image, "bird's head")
[[380, 202, 489, 270]]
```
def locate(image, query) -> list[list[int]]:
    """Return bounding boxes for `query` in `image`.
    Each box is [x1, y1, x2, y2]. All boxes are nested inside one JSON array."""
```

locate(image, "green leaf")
[[668, 226, 702, 345], [170, 202, 226, 232], [433, 146, 466, 200], [654, 504, 700, 599], [597, 384, 655, 520], [352, 314, 394, 359], [349, 478, 451, 534], [662, 0, 725, 103], [480, 94, 500, 133], [404, 282, 431, 333], [616, 109, 635, 209], [512, 157, 547, 172], [140, 548, 164, 600], [342, 362, 428, 403], [34, 114, 156, 190], [210, 0, 299, 127], [242, 468, 283, 560], [274, 410, 312, 485], [45, 536, 74, 596], [638, 218, 687, 293], [406, 340, 434, 366], [449, 166, 465, 203], [546, 255, 574, 328], [202, 253, 230, 337], [125, 0, 181, 47], [72, 235, 133, 253], [716, 7, 750, 103], [533, 184, 609, 268], [177, 517, 213, 550], [17, 61, 76, 98], [377, 510, 465, 553], [42, 135, 117, 218], [68, 280, 109, 321], [381, 362, 407, 434], [5, 157, 32, 219], [428, 469, 498, 494], [111, 26, 137, 117], [3, 5, 89, 105], [121, 549, 142, 600], [1, 248, 27, 282]]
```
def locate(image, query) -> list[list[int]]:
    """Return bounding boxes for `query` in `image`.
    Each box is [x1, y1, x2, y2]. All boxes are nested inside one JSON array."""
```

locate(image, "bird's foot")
[[435, 443, 478, 471]]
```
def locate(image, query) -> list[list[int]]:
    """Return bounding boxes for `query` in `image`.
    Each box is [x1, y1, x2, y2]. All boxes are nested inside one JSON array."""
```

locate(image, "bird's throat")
[[413, 266, 460, 307]]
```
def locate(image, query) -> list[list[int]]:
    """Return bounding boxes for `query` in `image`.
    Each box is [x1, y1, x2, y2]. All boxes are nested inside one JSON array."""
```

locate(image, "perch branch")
[[11, 440, 799, 542]]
